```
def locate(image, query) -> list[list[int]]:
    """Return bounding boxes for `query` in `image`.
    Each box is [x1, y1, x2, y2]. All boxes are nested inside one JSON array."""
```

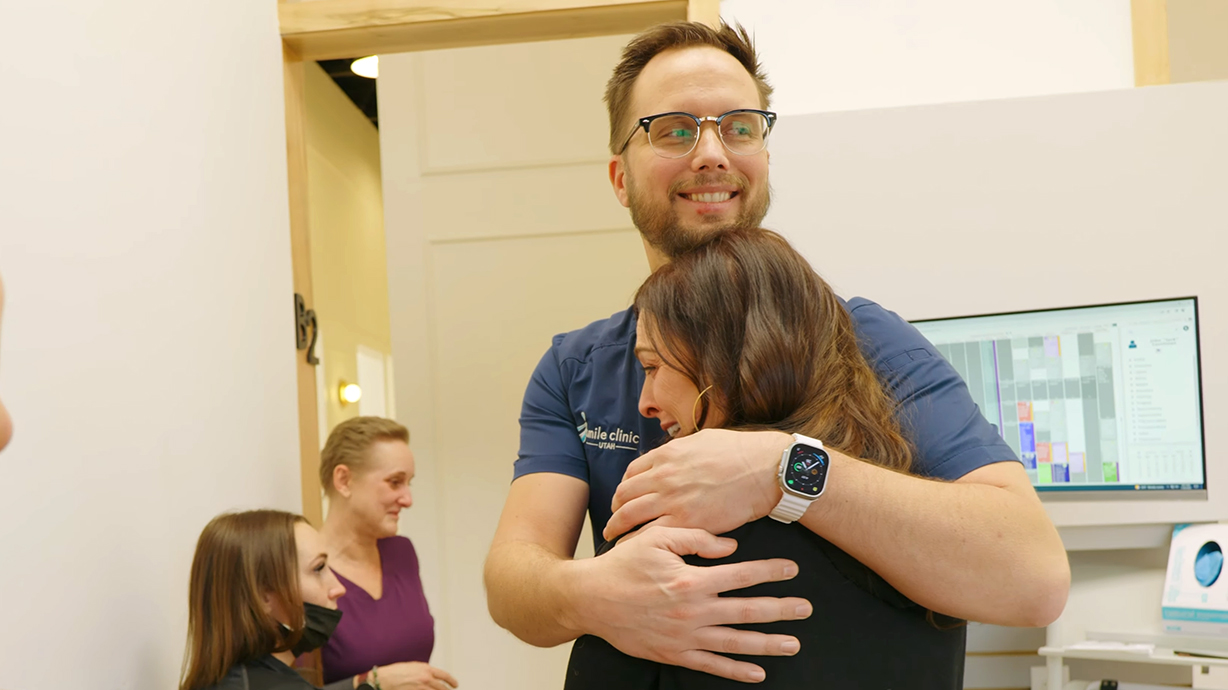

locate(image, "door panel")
[[380, 37, 645, 689]]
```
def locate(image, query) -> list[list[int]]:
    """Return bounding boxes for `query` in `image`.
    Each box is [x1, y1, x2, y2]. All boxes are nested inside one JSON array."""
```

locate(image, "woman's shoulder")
[[378, 535, 420, 564], [197, 657, 316, 690], [194, 665, 245, 690], [246, 669, 317, 690]]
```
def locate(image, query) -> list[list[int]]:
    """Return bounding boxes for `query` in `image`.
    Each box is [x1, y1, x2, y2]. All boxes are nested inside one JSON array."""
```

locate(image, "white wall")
[[0, 2, 299, 689], [723, 0, 1135, 115]]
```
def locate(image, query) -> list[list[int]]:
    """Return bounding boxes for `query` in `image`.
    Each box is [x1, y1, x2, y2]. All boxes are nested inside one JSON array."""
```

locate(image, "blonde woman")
[[317, 417, 457, 690]]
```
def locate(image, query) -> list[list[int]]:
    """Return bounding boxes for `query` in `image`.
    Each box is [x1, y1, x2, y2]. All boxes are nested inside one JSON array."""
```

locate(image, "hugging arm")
[[605, 307, 1070, 627], [486, 345, 811, 683], [485, 473, 811, 683]]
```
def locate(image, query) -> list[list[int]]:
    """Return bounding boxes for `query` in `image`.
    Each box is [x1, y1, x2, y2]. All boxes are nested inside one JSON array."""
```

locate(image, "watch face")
[[784, 444, 829, 497]]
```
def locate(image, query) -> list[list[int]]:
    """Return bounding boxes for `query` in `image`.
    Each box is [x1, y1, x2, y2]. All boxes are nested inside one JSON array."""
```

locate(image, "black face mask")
[[283, 602, 343, 657]]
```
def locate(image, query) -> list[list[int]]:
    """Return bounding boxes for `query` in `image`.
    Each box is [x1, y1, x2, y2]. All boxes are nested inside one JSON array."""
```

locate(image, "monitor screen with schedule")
[[912, 298, 1206, 496]]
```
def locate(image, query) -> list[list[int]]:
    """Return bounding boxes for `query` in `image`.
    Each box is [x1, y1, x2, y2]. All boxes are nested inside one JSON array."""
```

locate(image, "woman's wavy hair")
[[633, 227, 912, 472], [179, 510, 306, 690]]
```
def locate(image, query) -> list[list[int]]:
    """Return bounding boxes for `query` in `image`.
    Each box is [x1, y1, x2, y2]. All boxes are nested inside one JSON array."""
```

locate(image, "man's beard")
[[628, 173, 771, 259]]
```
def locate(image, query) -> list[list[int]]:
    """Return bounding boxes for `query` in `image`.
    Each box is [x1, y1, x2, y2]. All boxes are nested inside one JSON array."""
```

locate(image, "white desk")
[[1037, 643, 1228, 690]]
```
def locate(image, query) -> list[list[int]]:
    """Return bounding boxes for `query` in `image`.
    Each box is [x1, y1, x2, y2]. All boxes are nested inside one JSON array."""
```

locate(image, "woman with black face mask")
[[180, 510, 347, 690]]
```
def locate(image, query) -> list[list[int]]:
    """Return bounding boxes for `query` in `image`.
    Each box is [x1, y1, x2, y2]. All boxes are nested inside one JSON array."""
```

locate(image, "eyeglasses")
[[618, 109, 777, 158]]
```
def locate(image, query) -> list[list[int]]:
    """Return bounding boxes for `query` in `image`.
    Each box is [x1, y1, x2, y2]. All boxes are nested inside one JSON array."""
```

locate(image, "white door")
[[380, 35, 648, 690], [356, 345, 388, 418]]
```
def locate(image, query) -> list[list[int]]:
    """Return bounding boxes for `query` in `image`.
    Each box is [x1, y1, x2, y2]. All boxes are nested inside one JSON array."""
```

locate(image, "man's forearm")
[[606, 429, 1069, 626], [803, 452, 1069, 627], [484, 539, 584, 647], [489, 523, 813, 682]]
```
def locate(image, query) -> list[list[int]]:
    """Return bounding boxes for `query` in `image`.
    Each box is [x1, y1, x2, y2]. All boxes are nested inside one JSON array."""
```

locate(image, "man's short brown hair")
[[318, 416, 409, 495], [604, 22, 773, 154]]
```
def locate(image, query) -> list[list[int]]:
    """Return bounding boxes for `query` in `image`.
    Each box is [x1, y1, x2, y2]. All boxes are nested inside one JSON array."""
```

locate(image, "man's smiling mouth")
[[679, 191, 737, 203]]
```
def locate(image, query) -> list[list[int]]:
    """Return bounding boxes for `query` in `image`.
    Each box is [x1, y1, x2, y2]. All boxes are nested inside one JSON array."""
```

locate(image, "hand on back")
[[575, 525, 811, 683]]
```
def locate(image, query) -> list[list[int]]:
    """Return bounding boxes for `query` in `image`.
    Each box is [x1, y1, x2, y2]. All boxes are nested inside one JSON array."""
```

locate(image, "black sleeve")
[[261, 677, 328, 690]]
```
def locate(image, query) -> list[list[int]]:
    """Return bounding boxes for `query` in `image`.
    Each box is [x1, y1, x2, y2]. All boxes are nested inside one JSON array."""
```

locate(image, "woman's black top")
[[200, 655, 317, 690], [565, 518, 966, 690]]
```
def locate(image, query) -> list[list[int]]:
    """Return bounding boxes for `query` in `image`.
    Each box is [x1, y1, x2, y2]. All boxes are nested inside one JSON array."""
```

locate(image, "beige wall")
[[1168, 0, 1228, 83], [304, 62, 392, 433]]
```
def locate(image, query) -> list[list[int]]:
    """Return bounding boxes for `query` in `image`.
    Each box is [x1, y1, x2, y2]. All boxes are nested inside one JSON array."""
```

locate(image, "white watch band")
[[769, 492, 812, 523], [769, 434, 825, 524]]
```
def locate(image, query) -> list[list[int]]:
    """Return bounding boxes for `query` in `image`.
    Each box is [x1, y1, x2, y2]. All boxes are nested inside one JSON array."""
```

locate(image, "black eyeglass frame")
[[617, 109, 779, 157]]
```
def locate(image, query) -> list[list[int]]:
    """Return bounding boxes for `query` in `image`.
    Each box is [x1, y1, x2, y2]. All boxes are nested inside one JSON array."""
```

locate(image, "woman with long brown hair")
[[565, 227, 965, 689], [180, 510, 346, 690]]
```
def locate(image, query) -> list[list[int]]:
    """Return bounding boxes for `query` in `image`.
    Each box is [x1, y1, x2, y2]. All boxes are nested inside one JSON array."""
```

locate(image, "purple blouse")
[[321, 536, 435, 683]]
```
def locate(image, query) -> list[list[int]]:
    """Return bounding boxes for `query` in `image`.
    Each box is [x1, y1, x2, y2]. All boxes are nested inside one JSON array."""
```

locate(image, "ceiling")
[[318, 58, 379, 128]]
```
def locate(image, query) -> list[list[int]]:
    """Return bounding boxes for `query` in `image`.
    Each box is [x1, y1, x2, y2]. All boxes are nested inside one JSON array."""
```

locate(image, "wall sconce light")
[[339, 381, 363, 406]]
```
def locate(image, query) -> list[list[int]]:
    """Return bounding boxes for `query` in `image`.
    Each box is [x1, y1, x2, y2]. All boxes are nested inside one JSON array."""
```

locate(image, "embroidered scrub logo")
[[577, 411, 640, 452]]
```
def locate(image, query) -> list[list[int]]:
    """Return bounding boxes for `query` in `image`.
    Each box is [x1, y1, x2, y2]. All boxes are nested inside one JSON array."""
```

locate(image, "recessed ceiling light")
[[351, 56, 378, 79]]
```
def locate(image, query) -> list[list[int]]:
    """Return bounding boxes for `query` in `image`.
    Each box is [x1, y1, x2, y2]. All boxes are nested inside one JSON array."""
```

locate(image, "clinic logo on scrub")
[[577, 411, 640, 452]]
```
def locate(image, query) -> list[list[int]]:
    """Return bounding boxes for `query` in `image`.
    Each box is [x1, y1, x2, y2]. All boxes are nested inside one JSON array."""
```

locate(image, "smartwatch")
[[769, 433, 830, 523]]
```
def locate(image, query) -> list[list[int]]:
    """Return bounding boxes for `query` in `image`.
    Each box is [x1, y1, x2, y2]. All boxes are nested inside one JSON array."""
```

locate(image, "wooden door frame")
[[280, 0, 720, 525], [1132, 0, 1171, 86]]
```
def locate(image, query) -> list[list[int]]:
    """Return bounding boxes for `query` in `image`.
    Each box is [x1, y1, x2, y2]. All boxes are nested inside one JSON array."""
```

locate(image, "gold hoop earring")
[[692, 385, 714, 433]]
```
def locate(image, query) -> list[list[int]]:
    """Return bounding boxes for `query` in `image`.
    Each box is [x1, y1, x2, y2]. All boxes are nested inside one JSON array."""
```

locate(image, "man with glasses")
[[485, 22, 1069, 684]]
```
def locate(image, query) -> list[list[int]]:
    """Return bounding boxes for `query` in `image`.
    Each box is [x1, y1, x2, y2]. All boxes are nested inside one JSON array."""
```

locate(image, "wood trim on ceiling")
[[686, 0, 721, 26], [280, 0, 692, 60]]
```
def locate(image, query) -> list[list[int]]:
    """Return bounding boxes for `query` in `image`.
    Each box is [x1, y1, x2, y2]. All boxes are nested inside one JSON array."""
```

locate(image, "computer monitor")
[[912, 298, 1206, 498]]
